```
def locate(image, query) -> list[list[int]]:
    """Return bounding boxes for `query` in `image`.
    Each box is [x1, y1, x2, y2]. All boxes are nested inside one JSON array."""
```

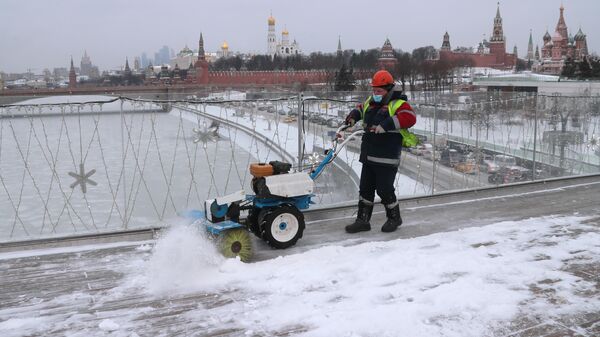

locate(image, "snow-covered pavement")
[[1, 177, 598, 337]]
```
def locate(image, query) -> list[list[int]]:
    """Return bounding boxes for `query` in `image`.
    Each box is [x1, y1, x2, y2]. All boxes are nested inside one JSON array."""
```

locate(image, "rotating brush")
[[219, 228, 253, 262]]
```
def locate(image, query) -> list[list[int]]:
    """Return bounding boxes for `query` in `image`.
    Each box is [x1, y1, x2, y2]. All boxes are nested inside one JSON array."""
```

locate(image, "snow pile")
[[135, 215, 598, 336], [98, 319, 120, 331]]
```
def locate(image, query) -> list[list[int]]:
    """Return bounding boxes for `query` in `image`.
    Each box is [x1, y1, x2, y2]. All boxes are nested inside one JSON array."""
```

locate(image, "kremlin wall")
[[1, 6, 594, 96]]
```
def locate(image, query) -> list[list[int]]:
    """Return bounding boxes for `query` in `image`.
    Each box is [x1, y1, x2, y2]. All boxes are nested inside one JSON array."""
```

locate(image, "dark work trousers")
[[359, 162, 398, 205]]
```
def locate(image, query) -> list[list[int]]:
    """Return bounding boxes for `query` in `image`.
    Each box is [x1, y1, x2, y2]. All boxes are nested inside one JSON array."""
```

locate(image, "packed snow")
[[93, 214, 597, 337]]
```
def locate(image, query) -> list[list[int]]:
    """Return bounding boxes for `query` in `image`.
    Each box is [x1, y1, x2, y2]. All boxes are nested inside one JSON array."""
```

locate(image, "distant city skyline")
[[1, 0, 598, 74]]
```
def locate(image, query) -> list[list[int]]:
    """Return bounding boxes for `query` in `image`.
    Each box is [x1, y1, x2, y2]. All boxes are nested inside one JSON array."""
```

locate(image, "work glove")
[[374, 125, 385, 134]]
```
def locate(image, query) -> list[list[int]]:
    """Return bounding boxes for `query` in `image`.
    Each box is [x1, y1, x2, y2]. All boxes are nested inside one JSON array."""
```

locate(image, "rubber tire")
[[261, 205, 305, 249], [219, 228, 253, 262]]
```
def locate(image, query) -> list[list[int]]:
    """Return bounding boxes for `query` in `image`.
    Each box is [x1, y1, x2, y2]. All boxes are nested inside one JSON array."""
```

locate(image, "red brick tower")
[[195, 33, 209, 84], [377, 38, 397, 71], [489, 2, 506, 66], [68, 57, 77, 88]]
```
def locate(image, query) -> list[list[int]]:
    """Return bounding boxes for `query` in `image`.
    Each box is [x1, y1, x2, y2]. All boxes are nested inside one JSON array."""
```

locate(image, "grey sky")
[[1, 0, 598, 73]]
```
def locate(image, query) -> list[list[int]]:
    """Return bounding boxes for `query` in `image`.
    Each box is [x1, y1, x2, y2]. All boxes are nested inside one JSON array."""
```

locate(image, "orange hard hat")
[[371, 70, 394, 87]]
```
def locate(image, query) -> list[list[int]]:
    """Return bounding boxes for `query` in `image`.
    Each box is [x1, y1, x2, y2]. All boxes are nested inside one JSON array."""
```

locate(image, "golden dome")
[[222, 41, 229, 49], [268, 15, 275, 25], [282, 28, 289, 35]]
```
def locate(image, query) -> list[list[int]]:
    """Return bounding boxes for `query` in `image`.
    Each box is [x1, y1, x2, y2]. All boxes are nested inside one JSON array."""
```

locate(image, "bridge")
[[0, 92, 598, 336]]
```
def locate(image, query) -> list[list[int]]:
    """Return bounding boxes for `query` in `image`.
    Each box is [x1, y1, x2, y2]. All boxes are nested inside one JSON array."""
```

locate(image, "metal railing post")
[[120, 99, 128, 229], [431, 91, 437, 195], [532, 92, 538, 181], [297, 92, 303, 171]]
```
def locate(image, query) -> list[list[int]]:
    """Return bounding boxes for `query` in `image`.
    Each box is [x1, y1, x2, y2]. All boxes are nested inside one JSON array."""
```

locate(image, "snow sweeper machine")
[[183, 125, 363, 262], [185, 124, 418, 262]]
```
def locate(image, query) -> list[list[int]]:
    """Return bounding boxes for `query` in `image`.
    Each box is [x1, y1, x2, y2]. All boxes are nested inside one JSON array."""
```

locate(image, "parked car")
[[440, 148, 461, 167], [423, 148, 441, 161], [410, 143, 433, 156], [488, 167, 529, 184], [483, 154, 517, 173], [455, 158, 479, 174]]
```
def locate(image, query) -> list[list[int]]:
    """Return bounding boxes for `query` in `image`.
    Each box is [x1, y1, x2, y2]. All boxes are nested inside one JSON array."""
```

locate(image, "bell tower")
[[267, 13, 276, 58], [489, 2, 506, 65]]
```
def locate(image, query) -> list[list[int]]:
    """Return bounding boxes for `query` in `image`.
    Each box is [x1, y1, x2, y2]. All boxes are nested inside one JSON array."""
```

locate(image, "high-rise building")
[[140, 53, 149, 68], [79, 50, 99, 78], [154, 46, 170, 66]]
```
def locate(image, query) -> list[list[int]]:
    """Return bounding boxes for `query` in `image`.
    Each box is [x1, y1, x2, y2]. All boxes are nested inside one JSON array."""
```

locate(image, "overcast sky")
[[1, 0, 598, 73]]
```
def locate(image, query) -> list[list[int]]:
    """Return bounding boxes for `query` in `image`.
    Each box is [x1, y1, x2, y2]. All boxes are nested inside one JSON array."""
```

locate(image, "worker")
[[343, 70, 416, 233]]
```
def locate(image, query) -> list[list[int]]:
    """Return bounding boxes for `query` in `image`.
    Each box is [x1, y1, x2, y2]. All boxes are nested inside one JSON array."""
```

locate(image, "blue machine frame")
[[249, 194, 313, 210]]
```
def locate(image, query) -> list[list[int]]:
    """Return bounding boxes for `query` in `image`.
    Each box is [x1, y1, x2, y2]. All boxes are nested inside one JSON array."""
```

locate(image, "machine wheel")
[[261, 205, 305, 249], [219, 228, 253, 262]]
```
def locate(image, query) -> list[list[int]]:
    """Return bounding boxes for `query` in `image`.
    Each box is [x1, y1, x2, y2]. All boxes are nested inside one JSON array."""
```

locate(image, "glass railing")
[[0, 90, 598, 241]]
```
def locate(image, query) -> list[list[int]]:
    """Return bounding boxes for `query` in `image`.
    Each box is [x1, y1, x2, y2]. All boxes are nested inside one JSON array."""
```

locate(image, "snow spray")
[[145, 219, 225, 294]]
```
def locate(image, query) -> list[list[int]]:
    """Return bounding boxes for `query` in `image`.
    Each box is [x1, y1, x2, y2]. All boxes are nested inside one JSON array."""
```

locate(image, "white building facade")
[[267, 14, 301, 58]]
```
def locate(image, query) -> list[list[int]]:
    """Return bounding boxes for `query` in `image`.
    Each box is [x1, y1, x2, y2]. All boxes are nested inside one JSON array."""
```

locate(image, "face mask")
[[372, 95, 383, 103]]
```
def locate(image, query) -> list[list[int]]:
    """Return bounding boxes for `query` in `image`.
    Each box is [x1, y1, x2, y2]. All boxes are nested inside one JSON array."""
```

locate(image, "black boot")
[[381, 202, 402, 233], [345, 200, 373, 233]]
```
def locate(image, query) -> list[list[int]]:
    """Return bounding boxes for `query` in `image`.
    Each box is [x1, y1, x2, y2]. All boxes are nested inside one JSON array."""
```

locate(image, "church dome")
[[268, 15, 275, 25], [178, 45, 193, 56], [282, 28, 289, 35], [543, 30, 551, 41], [574, 28, 586, 41], [222, 41, 229, 49]]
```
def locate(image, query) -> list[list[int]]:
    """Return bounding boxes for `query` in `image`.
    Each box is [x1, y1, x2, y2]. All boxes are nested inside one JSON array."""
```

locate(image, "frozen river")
[[0, 96, 360, 241]]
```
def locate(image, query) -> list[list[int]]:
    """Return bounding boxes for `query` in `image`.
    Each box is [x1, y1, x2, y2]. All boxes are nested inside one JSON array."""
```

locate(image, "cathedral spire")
[[198, 33, 205, 61], [69, 56, 77, 88], [337, 35, 342, 56], [496, 2, 501, 19], [527, 29, 534, 61], [556, 4, 568, 40], [441, 31, 451, 51], [491, 2, 504, 42]]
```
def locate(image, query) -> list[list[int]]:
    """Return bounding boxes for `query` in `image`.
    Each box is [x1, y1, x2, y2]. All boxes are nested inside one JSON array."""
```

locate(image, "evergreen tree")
[[561, 57, 576, 78], [578, 56, 592, 79], [334, 63, 355, 91], [515, 59, 528, 72], [589, 57, 600, 79]]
